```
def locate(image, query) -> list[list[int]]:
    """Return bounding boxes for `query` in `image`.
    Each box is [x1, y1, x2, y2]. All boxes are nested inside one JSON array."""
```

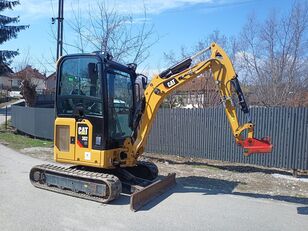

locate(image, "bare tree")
[[14, 48, 31, 72], [161, 94, 184, 108], [163, 30, 237, 108], [238, 2, 308, 106], [62, 0, 157, 66]]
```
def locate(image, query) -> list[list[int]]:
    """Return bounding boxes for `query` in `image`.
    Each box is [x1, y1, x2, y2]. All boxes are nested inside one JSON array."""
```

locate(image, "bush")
[[20, 79, 37, 107]]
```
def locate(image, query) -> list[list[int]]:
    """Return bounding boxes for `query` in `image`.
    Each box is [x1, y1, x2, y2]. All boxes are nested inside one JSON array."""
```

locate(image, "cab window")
[[107, 69, 134, 139], [57, 57, 103, 116]]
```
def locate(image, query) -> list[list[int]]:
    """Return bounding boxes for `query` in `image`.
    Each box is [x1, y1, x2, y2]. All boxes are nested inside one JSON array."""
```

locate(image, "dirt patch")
[[141, 153, 308, 202], [20, 147, 54, 161]]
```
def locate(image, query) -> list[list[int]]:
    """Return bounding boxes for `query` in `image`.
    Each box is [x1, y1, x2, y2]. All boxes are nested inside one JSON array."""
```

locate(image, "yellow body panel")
[[74, 120, 100, 164], [54, 117, 127, 168], [56, 149, 122, 168], [54, 118, 76, 161]]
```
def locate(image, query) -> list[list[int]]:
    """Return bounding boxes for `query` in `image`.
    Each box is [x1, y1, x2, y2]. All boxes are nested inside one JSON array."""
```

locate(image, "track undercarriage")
[[29, 161, 176, 211]]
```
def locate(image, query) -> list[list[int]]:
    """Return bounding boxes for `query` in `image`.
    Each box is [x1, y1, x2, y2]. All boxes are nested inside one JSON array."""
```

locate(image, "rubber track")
[[29, 164, 122, 203], [137, 161, 158, 180]]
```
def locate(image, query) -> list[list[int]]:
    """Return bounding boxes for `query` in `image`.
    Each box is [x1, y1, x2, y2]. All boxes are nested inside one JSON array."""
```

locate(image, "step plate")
[[130, 173, 176, 211]]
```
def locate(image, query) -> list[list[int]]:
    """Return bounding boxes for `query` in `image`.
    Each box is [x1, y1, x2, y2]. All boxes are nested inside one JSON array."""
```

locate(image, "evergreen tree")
[[0, 0, 29, 74]]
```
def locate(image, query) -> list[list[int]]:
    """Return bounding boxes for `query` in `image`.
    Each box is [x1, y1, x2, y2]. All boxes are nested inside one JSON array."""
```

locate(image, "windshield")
[[57, 57, 103, 116], [107, 69, 134, 140]]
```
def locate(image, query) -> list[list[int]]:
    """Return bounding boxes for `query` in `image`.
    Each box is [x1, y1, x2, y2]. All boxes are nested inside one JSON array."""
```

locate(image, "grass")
[[0, 121, 53, 151]]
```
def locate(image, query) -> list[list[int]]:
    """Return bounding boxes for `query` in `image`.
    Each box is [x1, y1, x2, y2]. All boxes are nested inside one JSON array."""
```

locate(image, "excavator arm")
[[125, 43, 272, 158]]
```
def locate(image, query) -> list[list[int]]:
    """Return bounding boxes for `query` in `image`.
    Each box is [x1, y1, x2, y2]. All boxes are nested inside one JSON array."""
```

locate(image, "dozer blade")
[[130, 173, 176, 211]]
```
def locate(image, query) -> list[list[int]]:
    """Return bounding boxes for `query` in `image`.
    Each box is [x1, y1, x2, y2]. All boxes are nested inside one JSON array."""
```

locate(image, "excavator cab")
[[54, 53, 143, 167], [57, 53, 136, 144]]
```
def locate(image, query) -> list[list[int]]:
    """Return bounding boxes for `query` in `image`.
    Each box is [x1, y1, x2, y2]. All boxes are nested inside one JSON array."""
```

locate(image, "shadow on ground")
[[297, 206, 308, 215], [109, 175, 308, 212]]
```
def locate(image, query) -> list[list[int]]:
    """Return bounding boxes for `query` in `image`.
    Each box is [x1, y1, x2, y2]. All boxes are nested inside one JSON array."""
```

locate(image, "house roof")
[[47, 72, 56, 80], [14, 66, 46, 80]]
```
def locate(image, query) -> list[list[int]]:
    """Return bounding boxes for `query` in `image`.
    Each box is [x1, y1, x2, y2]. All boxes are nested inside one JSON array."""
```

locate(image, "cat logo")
[[78, 126, 88, 135], [163, 78, 178, 89]]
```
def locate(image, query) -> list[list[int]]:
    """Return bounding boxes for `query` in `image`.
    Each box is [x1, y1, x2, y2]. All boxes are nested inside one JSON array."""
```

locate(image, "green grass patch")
[[0, 121, 53, 151]]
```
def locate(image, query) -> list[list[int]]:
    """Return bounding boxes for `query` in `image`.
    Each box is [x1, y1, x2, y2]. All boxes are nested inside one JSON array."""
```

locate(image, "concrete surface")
[[0, 144, 307, 231]]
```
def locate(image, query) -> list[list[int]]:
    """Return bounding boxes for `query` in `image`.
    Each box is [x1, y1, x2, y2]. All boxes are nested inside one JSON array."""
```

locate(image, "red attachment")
[[237, 137, 273, 156]]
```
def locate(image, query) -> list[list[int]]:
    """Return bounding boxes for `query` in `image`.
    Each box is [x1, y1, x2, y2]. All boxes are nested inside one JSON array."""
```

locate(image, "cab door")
[[55, 55, 104, 164], [106, 68, 134, 148]]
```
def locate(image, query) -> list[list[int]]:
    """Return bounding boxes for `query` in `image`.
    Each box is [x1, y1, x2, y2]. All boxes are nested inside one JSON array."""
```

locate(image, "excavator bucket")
[[238, 137, 273, 156], [130, 173, 176, 211]]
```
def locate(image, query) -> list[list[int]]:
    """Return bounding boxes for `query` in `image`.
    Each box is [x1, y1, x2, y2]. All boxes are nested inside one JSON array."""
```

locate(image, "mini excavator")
[[30, 43, 272, 211]]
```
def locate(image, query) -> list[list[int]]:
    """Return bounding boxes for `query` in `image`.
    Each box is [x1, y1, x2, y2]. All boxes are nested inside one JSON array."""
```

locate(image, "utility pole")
[[52, 0, 64, 60]]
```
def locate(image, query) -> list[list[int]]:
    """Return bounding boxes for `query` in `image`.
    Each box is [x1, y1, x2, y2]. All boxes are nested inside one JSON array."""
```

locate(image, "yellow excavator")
[[30, 43, 272, 211]]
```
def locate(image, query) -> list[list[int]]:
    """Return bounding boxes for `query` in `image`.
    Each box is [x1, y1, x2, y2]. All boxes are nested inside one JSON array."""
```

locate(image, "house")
[[14, 65, 46, 92], [171, 74, 220, 108], [46, 72, 56, 93], [0, 63, 14, 90]]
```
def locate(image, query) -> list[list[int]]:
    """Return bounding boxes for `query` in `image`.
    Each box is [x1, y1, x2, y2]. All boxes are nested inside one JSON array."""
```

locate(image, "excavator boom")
[[125, 43, 273, 158]]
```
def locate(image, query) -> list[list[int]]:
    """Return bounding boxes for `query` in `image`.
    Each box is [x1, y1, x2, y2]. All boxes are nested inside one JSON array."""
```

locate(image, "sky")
[[2, 0, 297, 76]]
